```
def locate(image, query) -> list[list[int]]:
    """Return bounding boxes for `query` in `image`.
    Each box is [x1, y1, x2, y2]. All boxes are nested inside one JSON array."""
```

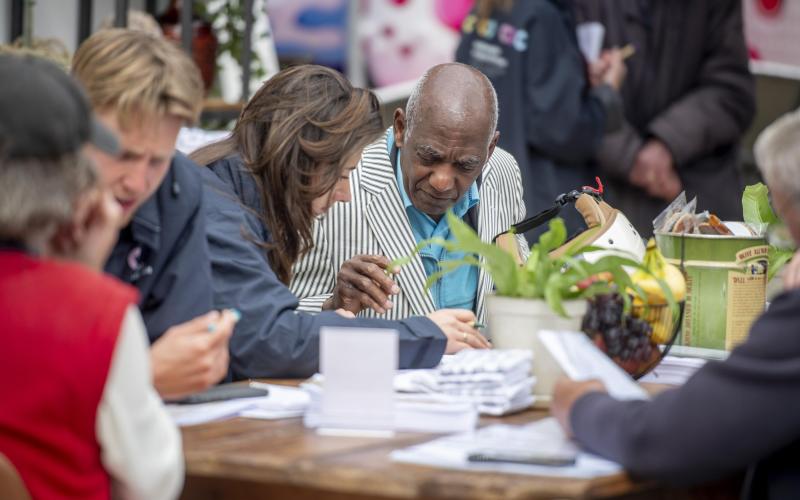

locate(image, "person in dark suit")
[[551, 111, 800, 500], [573, 0, 755, 236], [455, 0, 626, 239]]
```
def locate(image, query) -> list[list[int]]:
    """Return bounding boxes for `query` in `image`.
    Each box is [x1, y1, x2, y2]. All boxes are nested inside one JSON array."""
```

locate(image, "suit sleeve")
[[569, 290, 800, 485], [203, 184, 447, 379], [291, 219, 336, 312], [646, 0, 755, 167], [523, 3, 615, 164], [141, 167, 215, 339]]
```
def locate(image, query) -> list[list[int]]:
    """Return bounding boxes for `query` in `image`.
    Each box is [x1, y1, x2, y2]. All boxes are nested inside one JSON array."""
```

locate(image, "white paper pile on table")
[[392, 417, 622, 479], [394, 349, 536, 416], [639, 355, 707, 386], [302, 376, 478, 434], [166, 383, 310, 426]]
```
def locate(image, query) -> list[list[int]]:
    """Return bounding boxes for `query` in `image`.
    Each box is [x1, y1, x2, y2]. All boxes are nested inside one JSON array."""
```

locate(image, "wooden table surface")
[[179, 381, 736, 500]]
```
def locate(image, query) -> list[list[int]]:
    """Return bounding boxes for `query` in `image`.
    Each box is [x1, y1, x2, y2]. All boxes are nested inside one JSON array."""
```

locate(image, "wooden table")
[[179, 382, 739, 500]]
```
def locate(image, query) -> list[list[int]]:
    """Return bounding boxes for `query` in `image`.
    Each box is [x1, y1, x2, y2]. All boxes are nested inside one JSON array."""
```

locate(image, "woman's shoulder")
[[205, 154, 263, 211], [200, 155, 269, 242]]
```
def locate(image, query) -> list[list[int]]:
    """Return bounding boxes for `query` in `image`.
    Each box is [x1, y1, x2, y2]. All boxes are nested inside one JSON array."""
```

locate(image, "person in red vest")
[[0, 54, 207, 499]]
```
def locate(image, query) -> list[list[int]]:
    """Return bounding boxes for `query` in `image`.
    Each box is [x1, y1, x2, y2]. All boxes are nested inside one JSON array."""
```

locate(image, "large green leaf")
[[544, 272, 567, 317], [741, 183, 796, 281], [444, 212, 520, 295], [742, 183, 779, 226], [538, 218, 568, 254]]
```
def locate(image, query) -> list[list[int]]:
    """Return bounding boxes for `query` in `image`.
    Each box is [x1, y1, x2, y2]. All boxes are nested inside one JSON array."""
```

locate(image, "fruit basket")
[[630, 301, 685, 378], [582, 294, 685, 379], [581, 293, 683, 379]]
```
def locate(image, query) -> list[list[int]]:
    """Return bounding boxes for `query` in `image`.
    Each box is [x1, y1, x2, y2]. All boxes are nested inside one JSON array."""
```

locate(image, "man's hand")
[[589, 48, 627, 91], [151, 309, 238, 400], [323, 255, 400, 315], [783, 250, 800, 291], [426, 309, 491, 353], [551, 378, 607, 437], [629, 139, 683, 201], [50, 188, 122, 271]]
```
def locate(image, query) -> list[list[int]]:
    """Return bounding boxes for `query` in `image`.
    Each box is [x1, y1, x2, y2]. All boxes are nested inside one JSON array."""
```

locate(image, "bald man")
[[291, 63, 528, 323]]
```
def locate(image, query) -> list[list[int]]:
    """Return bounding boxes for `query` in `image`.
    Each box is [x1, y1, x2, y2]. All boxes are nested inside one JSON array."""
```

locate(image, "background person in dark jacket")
[[455, 0, 626, 238], [191, 65, 490, 380], [551, 111, 800, 500], [574, 0, 756, 236], [74, 29, 234, 400]]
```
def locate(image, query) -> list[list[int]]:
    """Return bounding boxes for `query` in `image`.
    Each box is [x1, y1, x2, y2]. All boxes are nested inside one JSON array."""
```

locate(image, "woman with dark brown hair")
[[191, 65, 485, 379]]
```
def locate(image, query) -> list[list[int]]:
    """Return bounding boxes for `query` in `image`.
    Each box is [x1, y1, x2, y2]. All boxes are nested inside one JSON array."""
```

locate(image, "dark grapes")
[[582, 293, 656, 364]]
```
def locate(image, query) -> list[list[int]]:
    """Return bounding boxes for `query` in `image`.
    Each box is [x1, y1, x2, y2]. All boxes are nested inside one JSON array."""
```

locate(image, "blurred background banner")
[[1, 0, 798, 162], [746, 0, 800, 69]]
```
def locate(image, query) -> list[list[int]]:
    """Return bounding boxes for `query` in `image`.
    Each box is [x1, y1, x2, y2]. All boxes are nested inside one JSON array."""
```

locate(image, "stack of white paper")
[[166, 383, 310, 426], [391, 417, 622, 478], [239, 383, 311, 419], [303, 381, 478, 434], [167, 398, 261, 427], [394, 349, 535, 416], [639, 355, 707, 386]]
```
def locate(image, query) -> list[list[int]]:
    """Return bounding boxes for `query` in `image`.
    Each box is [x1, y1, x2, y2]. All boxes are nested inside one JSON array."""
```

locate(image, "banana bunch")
[[631, 238, 686, 344]]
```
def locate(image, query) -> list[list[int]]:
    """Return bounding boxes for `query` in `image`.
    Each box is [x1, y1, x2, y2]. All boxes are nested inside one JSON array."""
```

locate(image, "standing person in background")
[[191, 65, 489, 380], [0, 54, 183, 500], [73, 29, 234, 400], [456, 0, 626, 239], [574, 0, 755, 236]]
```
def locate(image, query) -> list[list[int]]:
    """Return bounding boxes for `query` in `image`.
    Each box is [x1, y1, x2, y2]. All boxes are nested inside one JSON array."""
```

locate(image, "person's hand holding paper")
[[551, 378, 606, 437], [538, 330, 649, 436]]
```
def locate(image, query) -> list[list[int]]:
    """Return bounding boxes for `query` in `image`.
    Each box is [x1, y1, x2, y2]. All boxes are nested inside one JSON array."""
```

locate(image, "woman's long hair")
[[191, 65, 382, 285]]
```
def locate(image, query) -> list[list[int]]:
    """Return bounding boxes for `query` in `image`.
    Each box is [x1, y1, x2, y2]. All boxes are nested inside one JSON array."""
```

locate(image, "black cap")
[[0, 54, 119, 159]]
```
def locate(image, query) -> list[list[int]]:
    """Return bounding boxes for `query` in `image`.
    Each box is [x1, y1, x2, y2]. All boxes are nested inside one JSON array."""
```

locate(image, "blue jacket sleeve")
[[202, 175, 447, 379], [569, 289, 800, 485], [139, 156, 215, 340], [523, 3, 611, 164]]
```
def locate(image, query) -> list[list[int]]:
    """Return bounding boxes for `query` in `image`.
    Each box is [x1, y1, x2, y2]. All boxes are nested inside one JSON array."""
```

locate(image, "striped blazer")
[[291, 130, 529, 323]]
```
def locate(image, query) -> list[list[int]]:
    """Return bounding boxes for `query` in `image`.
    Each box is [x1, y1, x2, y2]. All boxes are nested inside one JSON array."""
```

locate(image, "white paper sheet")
[[317, 327, 398, 431], [638, 355, 707, 386], [239, 383, 310, 420], [167, 383, 311, 425], [392, 417, 621, 479], [166, 398, 261, 427], [538, 330, 649, 401], [576, 22, 605, 62]]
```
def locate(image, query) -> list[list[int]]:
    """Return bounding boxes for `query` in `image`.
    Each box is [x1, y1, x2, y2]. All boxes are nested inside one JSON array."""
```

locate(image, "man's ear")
[[393, 108, 406, 148], [486, 130, 500, 161]]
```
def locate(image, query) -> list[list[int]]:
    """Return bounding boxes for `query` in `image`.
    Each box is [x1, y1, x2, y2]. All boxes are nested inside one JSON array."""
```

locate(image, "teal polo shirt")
[[388, 130, 480, 311]]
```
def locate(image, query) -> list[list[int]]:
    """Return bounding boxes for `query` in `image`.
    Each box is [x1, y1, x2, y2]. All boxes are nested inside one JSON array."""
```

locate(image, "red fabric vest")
[[0, 251, 138, 500]]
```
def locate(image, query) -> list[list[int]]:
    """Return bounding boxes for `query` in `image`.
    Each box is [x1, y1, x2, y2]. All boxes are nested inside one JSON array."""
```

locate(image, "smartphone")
[[173, 384, 269, 405], [467, 449, 577, 467]]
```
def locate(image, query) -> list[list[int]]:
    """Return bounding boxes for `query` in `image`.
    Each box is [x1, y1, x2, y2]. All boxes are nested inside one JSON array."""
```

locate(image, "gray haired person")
[[551, 111, 800, 500]]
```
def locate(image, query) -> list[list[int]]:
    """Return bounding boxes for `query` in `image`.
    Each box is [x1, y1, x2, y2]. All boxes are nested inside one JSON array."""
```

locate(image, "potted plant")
[[397, 212, 669, 405]]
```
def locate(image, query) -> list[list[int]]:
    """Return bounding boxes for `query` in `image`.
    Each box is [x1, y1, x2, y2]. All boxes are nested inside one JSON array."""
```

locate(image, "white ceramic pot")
[[485, 295, 587, 406]]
